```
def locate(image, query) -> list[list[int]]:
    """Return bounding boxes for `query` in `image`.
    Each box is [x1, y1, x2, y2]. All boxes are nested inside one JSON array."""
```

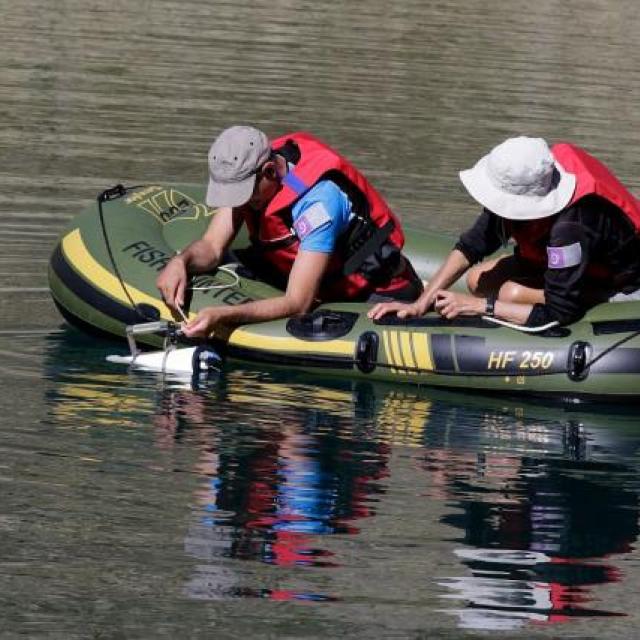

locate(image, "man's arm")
[[156, 207, 242, 310], [525, 208, 593, 327], [433, 290, 535, 324], [181, 250, 331, 337], [368, 248, 471, 320]]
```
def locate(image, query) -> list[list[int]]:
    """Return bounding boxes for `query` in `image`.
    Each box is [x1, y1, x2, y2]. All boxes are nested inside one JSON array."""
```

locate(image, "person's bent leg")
[[467, 256, 519, 296], [468, 255, 545, 303], [498, 280, 545, 305]]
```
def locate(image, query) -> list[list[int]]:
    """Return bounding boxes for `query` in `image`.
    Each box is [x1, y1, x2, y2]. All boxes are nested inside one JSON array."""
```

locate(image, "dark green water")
[[2, 0, 640, 637]]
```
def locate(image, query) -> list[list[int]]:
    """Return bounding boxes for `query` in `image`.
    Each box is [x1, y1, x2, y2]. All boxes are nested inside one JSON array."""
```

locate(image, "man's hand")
[[156, 207, 241, 312], [367, 288, 438, 320], [368, 248, 473, 321], [181, 307, 230, 338], [156, 255, 188, 311], [434, 290, 484, 319], [367, 299, 427, 321]]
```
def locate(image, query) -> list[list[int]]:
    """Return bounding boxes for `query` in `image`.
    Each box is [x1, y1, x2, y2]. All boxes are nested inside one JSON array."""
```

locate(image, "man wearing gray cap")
[[369, 136, 640, 328], [157, 125, 422, 337]]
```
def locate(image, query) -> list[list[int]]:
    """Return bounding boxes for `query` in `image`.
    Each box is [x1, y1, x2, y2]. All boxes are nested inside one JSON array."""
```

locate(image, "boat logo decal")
[[121, 242, 254, 305], [381, 330, 560, 376], [123, 241, 173, 272], [488, 349, 556, 371], [126, 187, 212, 224]]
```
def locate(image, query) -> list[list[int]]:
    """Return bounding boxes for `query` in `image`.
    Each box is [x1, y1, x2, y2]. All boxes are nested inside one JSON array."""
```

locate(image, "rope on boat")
[[188, 265, 241, 291], [582, 327, 640, 371], [481, 316, 560, 333]]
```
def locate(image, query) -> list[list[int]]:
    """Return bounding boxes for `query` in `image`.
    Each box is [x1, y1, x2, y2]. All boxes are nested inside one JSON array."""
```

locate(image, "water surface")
[[2, 0, 640, 636]]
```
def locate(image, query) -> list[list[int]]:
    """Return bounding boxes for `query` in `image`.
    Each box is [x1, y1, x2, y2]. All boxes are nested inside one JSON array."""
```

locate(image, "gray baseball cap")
[[205, 125, 271, 207]]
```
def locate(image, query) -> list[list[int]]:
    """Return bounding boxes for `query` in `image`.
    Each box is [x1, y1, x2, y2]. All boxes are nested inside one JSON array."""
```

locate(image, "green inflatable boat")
[[48, 184, 640, 401]]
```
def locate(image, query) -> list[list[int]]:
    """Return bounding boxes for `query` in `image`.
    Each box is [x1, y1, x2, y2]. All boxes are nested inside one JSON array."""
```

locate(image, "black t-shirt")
[[455, 195, 640, 326]]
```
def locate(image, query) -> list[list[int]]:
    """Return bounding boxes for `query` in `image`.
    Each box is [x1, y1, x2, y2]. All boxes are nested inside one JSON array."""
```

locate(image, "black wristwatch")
[[485, 295, 496, 317]]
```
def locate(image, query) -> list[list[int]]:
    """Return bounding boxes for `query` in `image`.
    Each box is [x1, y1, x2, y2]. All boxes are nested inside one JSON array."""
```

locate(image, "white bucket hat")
[[459, 136, 577, 220]]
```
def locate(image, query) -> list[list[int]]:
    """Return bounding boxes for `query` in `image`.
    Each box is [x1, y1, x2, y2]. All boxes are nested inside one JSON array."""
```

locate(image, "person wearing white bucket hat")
[[458, 137, 577, 221], [369, 136, 640, 327]]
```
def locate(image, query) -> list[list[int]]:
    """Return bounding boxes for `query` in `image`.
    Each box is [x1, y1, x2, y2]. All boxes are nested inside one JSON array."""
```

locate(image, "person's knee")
[[466, 266, 481, 294], [498, 281, 521, 302], [467, 258, 506, 295], [498, 280, 543, 304]]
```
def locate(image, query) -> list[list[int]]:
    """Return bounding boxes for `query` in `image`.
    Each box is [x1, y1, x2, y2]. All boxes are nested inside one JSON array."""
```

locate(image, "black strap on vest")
[[274, 139, 301, 164], [342, 219, 395, 276], [257, 138, 400, 282]]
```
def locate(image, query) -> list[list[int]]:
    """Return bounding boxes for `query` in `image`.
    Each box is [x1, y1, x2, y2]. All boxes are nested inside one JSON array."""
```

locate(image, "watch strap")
[[485, 295, 497, 317]]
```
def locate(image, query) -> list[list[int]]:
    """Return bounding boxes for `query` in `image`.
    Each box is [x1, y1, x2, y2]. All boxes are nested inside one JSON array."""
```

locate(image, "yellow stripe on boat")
[[229, 328, 355, 356], [382, 330, 419, 375], [381, 330, 397, 374], [61, 229, 177, 319], [399, 331, 417, 374], [389, 331, 405, 372], [411, 332, 434, 371]]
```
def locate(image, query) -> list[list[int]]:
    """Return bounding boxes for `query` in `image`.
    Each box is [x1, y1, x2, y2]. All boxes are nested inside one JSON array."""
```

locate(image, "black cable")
[[582, 328, 640, 371], [96, 183, 158, 322]]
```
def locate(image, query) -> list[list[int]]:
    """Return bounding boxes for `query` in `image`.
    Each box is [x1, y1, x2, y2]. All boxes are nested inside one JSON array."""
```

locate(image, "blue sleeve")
[[291, 180, 352, 253]]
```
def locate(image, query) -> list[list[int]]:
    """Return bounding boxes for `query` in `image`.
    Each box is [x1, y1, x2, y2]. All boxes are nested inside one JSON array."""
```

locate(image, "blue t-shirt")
[[290, 180, 353, 253]]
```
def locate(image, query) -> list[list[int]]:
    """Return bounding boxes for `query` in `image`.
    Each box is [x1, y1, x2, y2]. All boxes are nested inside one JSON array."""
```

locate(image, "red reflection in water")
[[156, 386, 389, 601], [421, 444, 635, 628]]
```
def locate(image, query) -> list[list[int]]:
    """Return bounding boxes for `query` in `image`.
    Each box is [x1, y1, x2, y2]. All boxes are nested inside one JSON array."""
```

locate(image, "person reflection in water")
[[420, 418, 638, 629], [152, 380, 389, 602], [150, 378, 639, 619]]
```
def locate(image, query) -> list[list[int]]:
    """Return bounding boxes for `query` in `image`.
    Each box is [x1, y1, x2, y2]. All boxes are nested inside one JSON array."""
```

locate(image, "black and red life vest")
[[240, 132, 411, 300], [511, 143, 640, 270]]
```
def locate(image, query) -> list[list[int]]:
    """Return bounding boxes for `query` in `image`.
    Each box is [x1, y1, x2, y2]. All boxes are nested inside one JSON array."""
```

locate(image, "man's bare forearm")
[[216, 295, 310, 326], [177, 239, 221, 273], [425, 249, 470, 297]]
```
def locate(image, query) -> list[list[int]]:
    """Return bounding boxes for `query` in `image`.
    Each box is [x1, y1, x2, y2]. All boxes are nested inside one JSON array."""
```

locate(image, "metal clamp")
[[125, 320, 181, 364]]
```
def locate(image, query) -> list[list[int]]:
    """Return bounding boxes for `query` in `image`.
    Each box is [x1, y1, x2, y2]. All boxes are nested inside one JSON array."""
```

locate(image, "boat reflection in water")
[[47, 333, 640, 628], [149, 370, 638, 624]]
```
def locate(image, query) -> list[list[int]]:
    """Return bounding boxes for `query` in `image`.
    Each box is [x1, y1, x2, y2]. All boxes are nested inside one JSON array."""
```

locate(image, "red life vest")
[[511, 143, 640, 270], [240, 132, 411, 300]]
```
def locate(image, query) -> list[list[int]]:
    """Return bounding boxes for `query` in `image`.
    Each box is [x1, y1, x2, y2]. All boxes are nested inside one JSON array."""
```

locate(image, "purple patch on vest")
[[294, 215, 313, 239], [547, 242, 582, 269], [293, 203, 331, 240]]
